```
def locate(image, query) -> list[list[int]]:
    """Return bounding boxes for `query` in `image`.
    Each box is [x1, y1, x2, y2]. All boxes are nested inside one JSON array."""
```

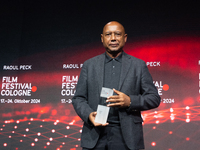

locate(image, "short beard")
[[106, 48, 123, 58]]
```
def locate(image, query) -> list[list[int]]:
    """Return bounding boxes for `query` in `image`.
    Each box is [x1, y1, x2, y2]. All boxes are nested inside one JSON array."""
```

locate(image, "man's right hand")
[[89, 112, 109, 126]]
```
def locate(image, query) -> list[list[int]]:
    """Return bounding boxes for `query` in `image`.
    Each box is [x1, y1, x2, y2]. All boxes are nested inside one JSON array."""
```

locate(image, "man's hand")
[[106, 89, 131, 108], [89, 112, 109, 126]]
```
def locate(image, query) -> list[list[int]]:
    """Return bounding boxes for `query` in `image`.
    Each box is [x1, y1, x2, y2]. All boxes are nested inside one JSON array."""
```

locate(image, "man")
[[72, 21, 161, 150]]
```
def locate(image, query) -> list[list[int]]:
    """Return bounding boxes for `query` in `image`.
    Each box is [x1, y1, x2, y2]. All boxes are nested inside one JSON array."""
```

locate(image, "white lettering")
[[61, 89, 76, 96], [14, 99, 30, 103], [63, 64, 79, 69], [62, 76, 78, 82], [19, 65, 32, 70], [3, 65, 19, 70], [2, 77, 18, 83], [1, 90, 31, 96], [153, 81, 163, 88], [146, 62, 161, 67]]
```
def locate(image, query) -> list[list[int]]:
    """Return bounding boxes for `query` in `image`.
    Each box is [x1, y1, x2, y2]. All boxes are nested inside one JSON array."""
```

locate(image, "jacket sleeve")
[[127, 62, 161, 112], [72, 62, 94, 124]]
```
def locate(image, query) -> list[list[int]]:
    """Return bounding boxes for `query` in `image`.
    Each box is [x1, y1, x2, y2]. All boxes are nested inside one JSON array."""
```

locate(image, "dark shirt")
[[102, 51, 122, 124]]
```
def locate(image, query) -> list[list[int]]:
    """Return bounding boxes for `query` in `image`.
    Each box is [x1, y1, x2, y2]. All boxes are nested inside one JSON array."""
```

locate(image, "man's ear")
[[101, 34, 103, 43], [124, 34, 128, 42]]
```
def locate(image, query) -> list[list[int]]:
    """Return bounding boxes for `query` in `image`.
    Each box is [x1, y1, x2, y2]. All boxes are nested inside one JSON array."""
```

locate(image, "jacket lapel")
[[118, 52, 131, 90], [95, 54, 105, 95]]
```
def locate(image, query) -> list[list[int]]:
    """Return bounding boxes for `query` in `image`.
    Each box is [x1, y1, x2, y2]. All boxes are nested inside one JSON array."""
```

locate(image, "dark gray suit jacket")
[[72, 52, 161, 149]]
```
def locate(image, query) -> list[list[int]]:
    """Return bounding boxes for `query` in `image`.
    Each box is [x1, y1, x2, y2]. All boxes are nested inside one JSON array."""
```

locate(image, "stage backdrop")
[[0, 1, 200, 150]]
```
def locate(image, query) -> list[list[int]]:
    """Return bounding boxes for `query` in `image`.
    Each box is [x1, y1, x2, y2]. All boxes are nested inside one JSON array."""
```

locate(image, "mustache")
[[107, 48, 122, 55]]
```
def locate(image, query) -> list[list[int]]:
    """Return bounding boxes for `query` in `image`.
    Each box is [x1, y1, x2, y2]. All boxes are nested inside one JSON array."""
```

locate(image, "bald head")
[[102, 21, 125, 35], [101, 21, 127, 58]]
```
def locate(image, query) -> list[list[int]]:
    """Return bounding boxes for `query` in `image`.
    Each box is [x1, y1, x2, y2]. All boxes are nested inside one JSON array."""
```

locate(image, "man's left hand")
[[106, 89, 131, 108]]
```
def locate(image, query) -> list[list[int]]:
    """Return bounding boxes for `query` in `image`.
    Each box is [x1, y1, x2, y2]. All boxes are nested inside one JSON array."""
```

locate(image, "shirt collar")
[[105, 51, 123, 63]]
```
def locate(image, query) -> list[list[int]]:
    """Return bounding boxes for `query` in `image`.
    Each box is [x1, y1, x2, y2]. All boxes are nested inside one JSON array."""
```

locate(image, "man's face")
[[101, 22, 127, 54]]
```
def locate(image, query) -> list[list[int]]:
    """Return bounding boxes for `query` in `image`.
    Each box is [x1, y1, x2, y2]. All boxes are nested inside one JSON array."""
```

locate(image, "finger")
[[113, 88, 121, 94], [107, 102, 121, 107], [107, 95, 119, 99], [94, 122, 109, 126], [106, 99, 120, 103], [94, 123, 102, 126], [102, 123, 109, 126]]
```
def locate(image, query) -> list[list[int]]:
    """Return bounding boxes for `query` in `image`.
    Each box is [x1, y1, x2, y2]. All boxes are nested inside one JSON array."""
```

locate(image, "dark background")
[[1, 0, 199, 65]]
